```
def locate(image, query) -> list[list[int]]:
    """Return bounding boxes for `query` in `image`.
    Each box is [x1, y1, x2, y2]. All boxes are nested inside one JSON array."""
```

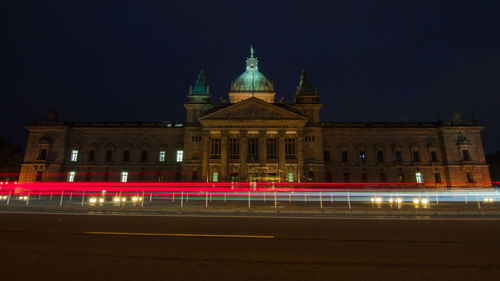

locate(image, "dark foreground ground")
[[0, 212, 499, 281]]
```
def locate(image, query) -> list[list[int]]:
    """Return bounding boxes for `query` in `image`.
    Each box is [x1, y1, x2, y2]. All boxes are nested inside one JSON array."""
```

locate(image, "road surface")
[[0, 212, 499, 280]]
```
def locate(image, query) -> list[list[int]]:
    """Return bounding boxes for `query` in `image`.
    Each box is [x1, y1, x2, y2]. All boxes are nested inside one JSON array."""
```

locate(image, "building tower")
[[185, 69, 212, 124], [293, 70, 322, 123]]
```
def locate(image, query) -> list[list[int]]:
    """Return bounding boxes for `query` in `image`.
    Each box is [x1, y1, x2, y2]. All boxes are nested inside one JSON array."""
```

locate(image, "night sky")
[[2, 1, 500, 153]]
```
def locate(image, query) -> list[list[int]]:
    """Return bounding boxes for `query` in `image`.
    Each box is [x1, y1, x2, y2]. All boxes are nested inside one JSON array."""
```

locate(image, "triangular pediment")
[[200, 97, 306, 121]]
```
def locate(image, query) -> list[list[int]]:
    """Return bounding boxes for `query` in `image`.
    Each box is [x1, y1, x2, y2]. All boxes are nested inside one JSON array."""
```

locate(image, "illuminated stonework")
[[19, 48, 492, 187]]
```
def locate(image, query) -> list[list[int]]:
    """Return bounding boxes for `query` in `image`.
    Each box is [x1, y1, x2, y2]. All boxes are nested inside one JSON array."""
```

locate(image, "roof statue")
[[456, 132, 470, 145], [451, 107, 465, 124], [230, 46, 274, 93]]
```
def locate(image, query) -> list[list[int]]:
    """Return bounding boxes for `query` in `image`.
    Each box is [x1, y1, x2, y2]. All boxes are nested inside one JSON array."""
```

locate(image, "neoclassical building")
[[20, 48, 491, 187]]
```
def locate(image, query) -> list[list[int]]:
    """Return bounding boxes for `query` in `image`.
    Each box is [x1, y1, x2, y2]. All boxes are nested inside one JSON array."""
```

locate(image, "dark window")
[[308, 171, 315, 181], [323, 151, 330, 162], [377, 151, 384, 162], [380, 173, 387, 183], [359, 151, 366, 162], [395, 151, 402, 162], [325, 172, 332, 182], [343, 173, 350, 183], [139, 172, 145, 181], [431, 151, 438, 162], [399, 173, 405, 183], [86, 172, 91, 181], [341, 151, 348, 163], [88, 151, 95, 162], [413, 151, 420, 162], [174, 172, 181, 182], [211, 138, 221, 159], [434, 173, 441, 183], [266, 138, 277, 159], [229, 138, 239, 159], [361, 173, 368, 183], [106, 150, 113, 161], [123, 150, 130, 161], [305, 136, 315, 142], [192, 171, 198, 181], [466, 173, 474, 183], [38, 149, 47, 160], [248, 138, 259, 160], [141, 150, 148, 162], [285, 138, 296, 160], [103, 172, 110, 182], [36, 171, 43, 182], [462, 150, 471, 161]]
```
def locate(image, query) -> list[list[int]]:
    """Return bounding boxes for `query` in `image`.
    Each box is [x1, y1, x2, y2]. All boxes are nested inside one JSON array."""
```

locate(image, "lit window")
[[120, 171, 128, 183], [70, 149, 78, 162], [415, 172, 423, 183], [288, 172, 294, 183], [176, 150, 183, 162], [359, 151, 366, 162], [67, 171, 76, 182], [212, 172, 218, 182], [159, 150, 166, 162]]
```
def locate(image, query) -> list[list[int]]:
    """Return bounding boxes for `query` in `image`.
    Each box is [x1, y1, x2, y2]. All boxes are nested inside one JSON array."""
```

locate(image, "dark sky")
[[1, 0, 500, 153]]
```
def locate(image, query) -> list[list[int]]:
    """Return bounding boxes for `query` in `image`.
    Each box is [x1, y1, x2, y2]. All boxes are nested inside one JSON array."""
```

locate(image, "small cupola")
[[294, 70, 319, 104], [187, 69, 211, 104]]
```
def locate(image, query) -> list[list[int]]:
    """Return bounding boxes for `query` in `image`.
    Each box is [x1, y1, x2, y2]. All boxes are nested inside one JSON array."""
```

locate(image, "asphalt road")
[[0, 212, 499, 281]]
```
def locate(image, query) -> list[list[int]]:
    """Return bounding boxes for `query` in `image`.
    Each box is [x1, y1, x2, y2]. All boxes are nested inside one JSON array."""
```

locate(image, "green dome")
[[231, 46, 274, 92], [192, 69, 208, 95]]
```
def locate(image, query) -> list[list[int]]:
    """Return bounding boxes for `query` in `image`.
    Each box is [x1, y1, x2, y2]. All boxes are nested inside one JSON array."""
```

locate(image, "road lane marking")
[[84, 231, 274, 239]]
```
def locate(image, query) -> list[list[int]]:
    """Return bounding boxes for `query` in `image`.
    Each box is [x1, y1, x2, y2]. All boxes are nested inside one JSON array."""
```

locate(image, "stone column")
[[201, 133, 210, 182], [240, 132, 248, 182], [221, 133, 228, 182], [297, 130, 304, 183], [259, 132, 267, 166], [278, 132, 286, 182]]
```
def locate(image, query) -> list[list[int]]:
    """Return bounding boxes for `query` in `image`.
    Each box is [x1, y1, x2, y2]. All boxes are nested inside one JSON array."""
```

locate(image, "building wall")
[[20, 118, 491, 187], [321, 125, 490, 187], [20, 123, 184, 183]]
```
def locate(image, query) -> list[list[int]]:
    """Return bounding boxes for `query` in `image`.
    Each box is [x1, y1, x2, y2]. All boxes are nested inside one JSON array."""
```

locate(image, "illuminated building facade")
[[20, 47, 492, 187]]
